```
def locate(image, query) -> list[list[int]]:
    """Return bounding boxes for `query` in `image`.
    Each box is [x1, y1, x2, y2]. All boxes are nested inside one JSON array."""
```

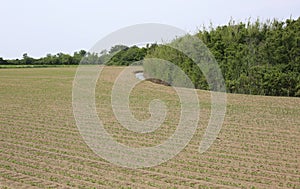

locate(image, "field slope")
[[0, 67, 299, 188]]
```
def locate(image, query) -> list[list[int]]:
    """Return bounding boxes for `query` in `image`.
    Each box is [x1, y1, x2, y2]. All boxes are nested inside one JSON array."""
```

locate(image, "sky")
[[0, 0, 299, 59]]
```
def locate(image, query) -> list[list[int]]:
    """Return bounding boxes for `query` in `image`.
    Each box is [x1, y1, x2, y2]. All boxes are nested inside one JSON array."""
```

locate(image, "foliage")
[[106, 45, 148, 66], [144, 17, 300, 97], [3, 50, 87, 65], [195, 17, 300, 96], [1, 17, 299, 96]]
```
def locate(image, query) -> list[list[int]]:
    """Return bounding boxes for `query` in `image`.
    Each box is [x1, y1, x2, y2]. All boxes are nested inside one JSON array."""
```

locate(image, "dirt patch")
[[145, 78, 171, 86]]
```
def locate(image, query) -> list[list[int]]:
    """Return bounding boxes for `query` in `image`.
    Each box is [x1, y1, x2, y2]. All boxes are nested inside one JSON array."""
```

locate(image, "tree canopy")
[[143, 17, 300, 97]]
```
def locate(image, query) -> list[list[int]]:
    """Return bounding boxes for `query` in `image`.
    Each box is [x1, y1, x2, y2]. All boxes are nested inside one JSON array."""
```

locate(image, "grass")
[[0, 65, 78, 69], [0, 67, 299, 188]]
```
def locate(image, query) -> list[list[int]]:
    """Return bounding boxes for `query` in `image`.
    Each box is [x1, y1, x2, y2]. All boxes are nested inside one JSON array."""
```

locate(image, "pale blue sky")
[[1, 0, 299, 59]]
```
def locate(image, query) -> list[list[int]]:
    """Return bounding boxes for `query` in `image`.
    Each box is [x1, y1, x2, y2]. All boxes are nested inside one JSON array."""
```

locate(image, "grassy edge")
[[0, 65, 79, 69]]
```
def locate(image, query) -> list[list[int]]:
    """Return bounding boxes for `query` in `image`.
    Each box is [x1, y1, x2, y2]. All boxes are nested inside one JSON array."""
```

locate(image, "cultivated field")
[[0, 67, 299, 188]]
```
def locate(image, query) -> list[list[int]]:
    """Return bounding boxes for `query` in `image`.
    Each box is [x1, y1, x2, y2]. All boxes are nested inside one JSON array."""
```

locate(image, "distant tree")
[[0, 57, 8, 65], [22, 53, 35, 64], [107, 45, 147, 66], [57, 53, 73, 65], [109, 45, 128, 54], [73, 50, 87, 64]]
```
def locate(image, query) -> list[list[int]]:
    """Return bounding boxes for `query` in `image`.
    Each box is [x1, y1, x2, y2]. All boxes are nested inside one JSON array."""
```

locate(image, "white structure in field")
[[135, 72, 145, 80]]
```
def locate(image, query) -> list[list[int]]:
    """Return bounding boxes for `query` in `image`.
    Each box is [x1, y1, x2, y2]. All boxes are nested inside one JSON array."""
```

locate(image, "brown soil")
[[0, 67, 299, 188]]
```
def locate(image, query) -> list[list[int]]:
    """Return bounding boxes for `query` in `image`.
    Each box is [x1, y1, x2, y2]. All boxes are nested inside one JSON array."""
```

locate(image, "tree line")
[[142, 17, 300, 97], [196, 17, 300, 97], [0, 50, 87, 65], [1, 17, 299, 97]]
